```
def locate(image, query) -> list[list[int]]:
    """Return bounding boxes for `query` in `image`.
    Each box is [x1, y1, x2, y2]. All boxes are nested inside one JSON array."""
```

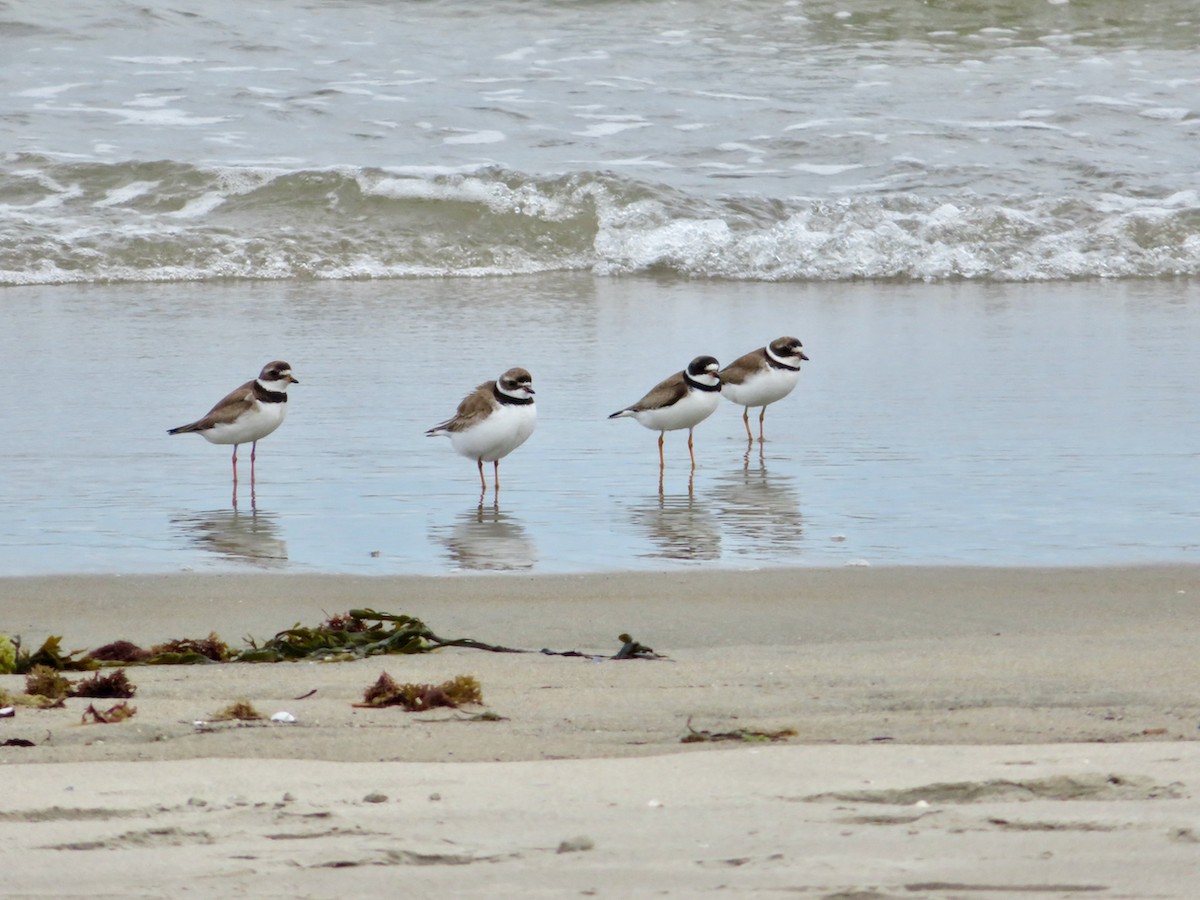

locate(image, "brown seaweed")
[[211, 700, 264, 721], [81, 701, 137, 724], [70, 668, 137, 699], [90, 640, 152, 663], [24, 665, 72, 700], [681, 717, 797, 744], [10, 611, 667, 671], [357, 672, 482, 711], [149, 632, 231, 663]]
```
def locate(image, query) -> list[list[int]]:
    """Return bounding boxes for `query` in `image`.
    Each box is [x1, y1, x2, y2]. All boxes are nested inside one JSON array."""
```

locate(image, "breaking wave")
[[2, 154, 1198, 285]]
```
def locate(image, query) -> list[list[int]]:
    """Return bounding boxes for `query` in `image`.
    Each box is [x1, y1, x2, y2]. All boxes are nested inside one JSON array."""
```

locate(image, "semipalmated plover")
[[426, 367, 537, 492], [608, 355, 722, 469], [720, 336, 808, 442], [168, 360, 298, 505]]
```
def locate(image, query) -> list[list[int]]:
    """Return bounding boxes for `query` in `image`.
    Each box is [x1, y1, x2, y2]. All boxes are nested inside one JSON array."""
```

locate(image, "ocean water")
[[1, 0, 1198, 574], [3, 0, 1199, 284]]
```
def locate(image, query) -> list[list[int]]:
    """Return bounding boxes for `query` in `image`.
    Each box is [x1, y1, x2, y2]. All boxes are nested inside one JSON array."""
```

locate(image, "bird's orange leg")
[[231, 445, 239, 508]]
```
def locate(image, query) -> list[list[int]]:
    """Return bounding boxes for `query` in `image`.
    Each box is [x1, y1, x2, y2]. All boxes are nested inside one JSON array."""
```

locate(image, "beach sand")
[[2, 566, 1199, 897]]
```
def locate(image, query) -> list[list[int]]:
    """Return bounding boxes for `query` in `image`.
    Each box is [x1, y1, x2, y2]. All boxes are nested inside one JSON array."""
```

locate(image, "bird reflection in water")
[[628, 489, 721, 561], [709, 448, 804, 556], [437, 500, 537, 571], [172, 508, 288, 565]]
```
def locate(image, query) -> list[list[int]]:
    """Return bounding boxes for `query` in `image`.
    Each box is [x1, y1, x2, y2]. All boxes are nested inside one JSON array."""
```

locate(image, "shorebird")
[[719, 336, 808, 442], [426, 367, 537, 492], [168, 360, 298, 506], [608, 355, 722, 470]]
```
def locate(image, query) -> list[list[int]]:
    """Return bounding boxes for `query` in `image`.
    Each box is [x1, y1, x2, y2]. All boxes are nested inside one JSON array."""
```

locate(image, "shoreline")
[[3, 562, 1198, 648]]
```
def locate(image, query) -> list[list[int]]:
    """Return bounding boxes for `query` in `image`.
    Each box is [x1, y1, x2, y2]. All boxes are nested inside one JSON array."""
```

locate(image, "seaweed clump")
[[81, 701, 136, 724], [71, 668, 136, 699], [148, 633, 231, 664], [90, 640, 152, 663], [10, 636, 94, 674], [681, 718, 797, 744], [6, 612, 668, 674], [238, 610, 450, 662], [0, 634, 16, 674], [211, 700, 264, 721], [358, 672, 482, 711], [24, 665, 72, 702]]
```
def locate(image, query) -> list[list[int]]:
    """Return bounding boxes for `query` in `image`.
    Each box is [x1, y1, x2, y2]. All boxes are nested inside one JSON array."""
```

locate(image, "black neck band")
[[494, 385, 534, 406], [685, 374, 721, 393], [765, 350, 801, 372], [255, 382, 288, 403]]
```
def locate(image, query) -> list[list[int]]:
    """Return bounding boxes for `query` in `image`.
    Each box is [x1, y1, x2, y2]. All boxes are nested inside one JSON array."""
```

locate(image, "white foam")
[[1076, 95, 1140, 109], [204, 132, 248, 147], [792, 163, 864, 175], [478, 89, 527, 100], [164, 192, 228, 218], [15, 83, 89, 98], [63, 106, 233, 127], [691, 90, 771, 102], [358, 171, 569, 221], [93, 181, 159, 208], [1138, 107, 1190, 121], [442, 130, 506, 145], [578, 120, 651, 138], [109, 56, 199, 65], [497, 46, 538, 62], [125, 94, 186, 109], [551, 52, 611, 64], [952, 119, 1064, 131], [784, 119, 838, 132], [586, 156, 672, 169]]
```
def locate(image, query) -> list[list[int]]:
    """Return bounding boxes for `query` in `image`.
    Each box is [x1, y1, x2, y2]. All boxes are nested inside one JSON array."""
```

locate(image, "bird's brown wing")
[[629, 371, 688, 412], [435, 381, 497, 433], [170, 380, 256, 434], [718, 348, 765, 386]]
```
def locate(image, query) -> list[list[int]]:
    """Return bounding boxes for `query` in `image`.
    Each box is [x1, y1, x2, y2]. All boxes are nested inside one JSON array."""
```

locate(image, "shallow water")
[[1, 275, 1197, 574]]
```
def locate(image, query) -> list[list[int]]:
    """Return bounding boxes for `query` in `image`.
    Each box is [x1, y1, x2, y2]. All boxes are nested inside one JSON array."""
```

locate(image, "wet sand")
[[2, 566, 1199, 896]]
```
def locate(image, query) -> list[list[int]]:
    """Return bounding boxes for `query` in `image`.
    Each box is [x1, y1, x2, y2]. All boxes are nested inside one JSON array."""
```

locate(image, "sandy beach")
[[2, 566, 1198, 897]]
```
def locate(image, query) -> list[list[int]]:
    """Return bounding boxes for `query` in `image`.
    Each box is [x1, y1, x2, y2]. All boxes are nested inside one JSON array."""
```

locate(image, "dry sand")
[[2, 566, 1199, 898]]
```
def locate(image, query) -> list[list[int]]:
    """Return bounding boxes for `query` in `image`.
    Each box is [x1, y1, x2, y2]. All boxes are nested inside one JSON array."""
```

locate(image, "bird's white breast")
[[722, 365, 800, 409], [201, 401, 288, 446], [632, 388, 720, 433], [449, 402, 536, 462]]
